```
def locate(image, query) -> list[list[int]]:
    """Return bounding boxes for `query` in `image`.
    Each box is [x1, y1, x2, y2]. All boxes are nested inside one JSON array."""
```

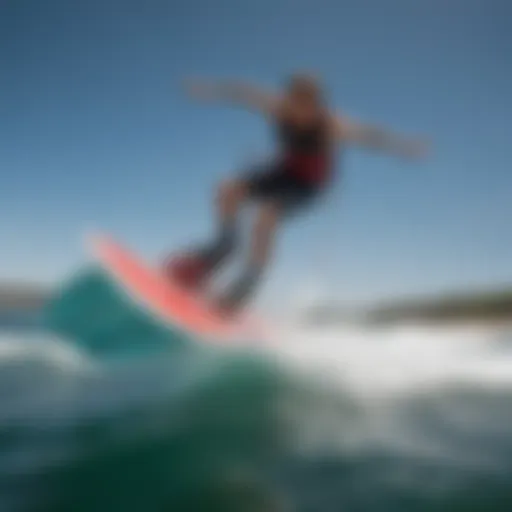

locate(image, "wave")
[[1, 322, 512, 511]]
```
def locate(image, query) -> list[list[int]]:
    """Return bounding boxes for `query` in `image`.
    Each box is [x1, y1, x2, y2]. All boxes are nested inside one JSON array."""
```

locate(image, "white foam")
[[0, 332, 92, 373], [261, 321, 512, 398]]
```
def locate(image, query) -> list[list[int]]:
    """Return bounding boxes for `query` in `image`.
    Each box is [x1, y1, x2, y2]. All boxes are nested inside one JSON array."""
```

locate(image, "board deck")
[[89, 234, 258, 341]]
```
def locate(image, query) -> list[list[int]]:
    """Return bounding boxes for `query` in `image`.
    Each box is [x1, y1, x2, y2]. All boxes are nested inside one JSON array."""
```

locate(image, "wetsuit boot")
[[214, 265, 263, 316], [164, 222, 237, 290]]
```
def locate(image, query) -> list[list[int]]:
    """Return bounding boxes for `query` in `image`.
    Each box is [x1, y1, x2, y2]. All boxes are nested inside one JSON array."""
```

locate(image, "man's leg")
[[166, 178, 247, 287], [216, 201, 281, 312], [198, 178, 247, 266], [200, 161, 284, 268], [214, 170, 319, 313]]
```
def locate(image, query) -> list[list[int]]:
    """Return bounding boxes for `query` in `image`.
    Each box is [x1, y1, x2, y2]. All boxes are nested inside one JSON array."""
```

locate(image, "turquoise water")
[[2, 300, 512, 511]]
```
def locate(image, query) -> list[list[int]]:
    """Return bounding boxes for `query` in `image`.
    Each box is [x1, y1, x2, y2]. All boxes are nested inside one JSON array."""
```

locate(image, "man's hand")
[[393, 138, 430, 161], [182, 78, 218, 101]]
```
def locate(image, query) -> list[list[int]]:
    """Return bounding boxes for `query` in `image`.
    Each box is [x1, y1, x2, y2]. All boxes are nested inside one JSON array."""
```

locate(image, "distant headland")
[[365, 288, 512, 325], [0, 282, 49, 310], [303, 287, 512, 326]]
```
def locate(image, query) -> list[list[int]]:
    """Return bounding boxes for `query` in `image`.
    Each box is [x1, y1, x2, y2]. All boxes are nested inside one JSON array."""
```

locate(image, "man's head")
[[285, 72, 325, 107]]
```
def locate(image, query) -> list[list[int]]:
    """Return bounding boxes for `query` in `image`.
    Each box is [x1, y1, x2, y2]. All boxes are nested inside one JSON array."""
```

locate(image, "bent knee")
[[217, 179, 247, 206]]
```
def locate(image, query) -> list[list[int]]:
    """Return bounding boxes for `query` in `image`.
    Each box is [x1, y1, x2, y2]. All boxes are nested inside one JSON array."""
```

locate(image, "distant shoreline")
[[365, 288, 512, 325], [1, 282, 512, 326]]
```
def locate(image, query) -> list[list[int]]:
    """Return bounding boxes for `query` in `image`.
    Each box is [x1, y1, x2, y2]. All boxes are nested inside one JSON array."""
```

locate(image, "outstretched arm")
[[183, 78, 280, 116], [331, 115, 428, 160]]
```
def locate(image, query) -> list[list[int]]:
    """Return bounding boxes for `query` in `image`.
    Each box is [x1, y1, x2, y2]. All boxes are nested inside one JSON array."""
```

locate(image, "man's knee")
[[217, 179, 247, 209]]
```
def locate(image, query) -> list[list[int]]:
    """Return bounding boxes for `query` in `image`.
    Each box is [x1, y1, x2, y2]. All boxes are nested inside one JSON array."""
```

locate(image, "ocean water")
[[1, 311, 512, 511]]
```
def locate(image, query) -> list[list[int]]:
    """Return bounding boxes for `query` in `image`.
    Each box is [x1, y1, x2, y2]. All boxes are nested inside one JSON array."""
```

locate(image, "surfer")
[[165, 73, 427, 314]]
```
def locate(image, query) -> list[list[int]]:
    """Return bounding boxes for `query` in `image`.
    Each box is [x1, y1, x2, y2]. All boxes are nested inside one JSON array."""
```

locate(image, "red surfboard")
[[89, 234, 261, 342]]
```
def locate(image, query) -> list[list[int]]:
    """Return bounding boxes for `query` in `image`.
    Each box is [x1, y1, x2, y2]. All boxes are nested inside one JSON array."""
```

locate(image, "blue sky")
[[1, 0, 511, 305]]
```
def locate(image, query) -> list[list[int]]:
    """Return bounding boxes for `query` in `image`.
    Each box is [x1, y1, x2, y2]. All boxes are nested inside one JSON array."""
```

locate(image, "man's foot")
[[163, 253, 212, 290], [210, 265, 261, 318], [209, 282, 253, 319], [209, 295, 241, 320]]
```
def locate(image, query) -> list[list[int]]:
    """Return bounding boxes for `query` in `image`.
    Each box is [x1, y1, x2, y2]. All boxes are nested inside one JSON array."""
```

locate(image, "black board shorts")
[[242, 161, 324, 216]]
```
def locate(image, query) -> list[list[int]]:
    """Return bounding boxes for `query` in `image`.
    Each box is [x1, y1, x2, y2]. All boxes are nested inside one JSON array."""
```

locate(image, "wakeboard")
[[89, 234, 259, 342]]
